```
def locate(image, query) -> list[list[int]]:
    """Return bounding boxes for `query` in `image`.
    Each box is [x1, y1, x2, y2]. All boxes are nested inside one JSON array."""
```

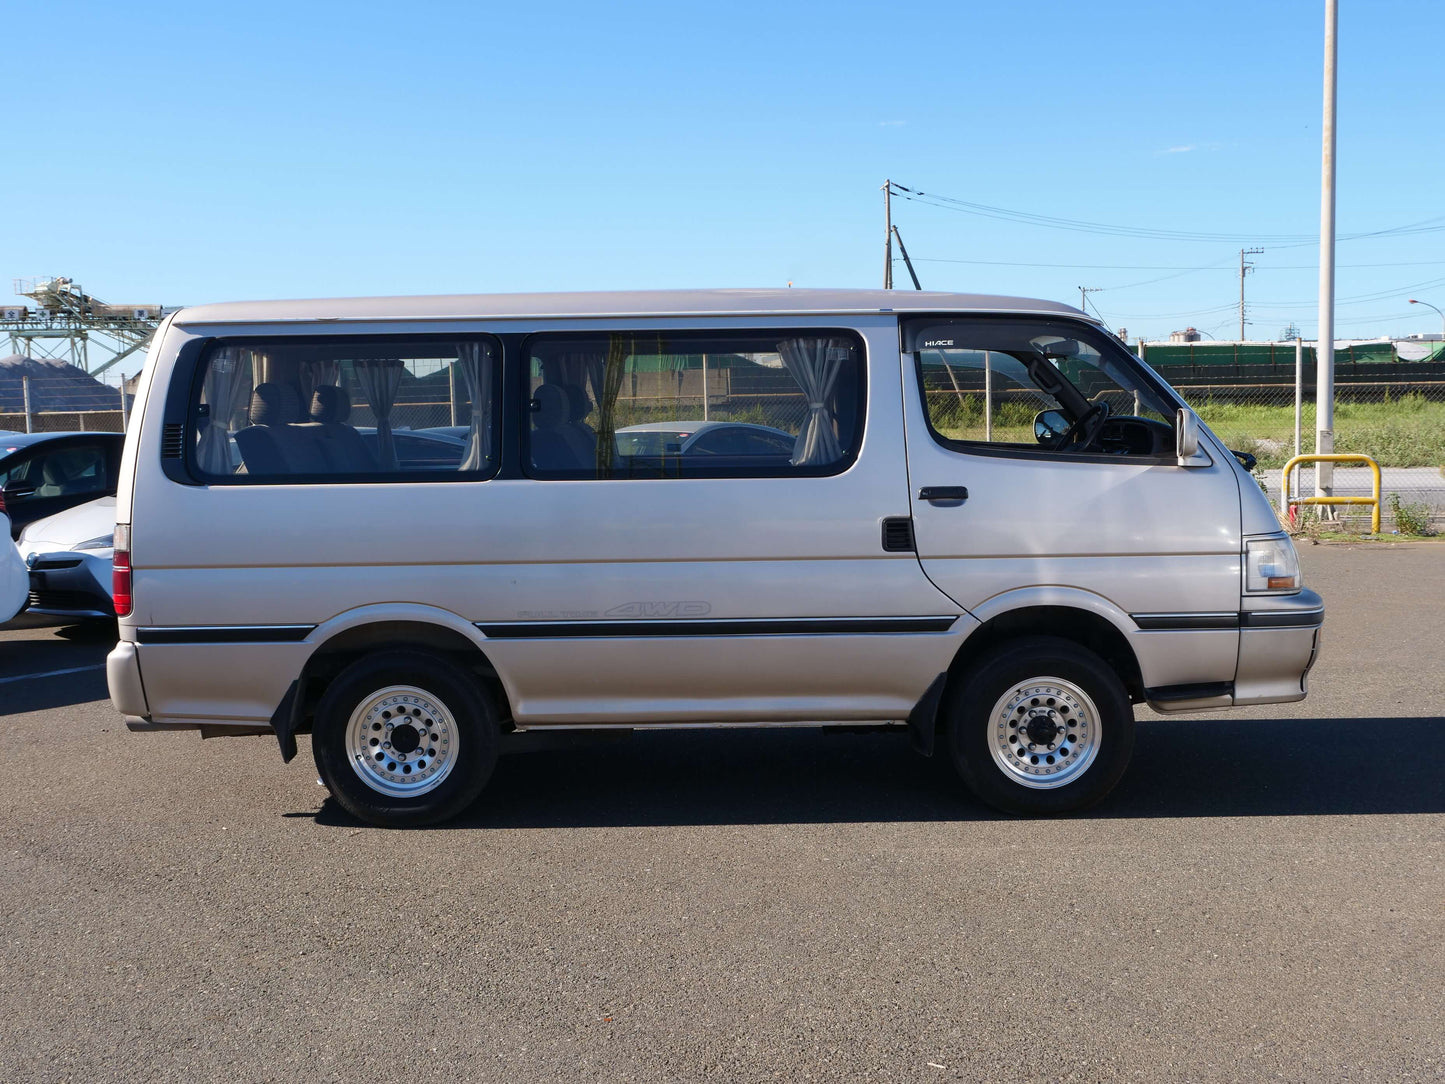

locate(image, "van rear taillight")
[[113, 524, 132, 618], [0, 487, 6, 514]]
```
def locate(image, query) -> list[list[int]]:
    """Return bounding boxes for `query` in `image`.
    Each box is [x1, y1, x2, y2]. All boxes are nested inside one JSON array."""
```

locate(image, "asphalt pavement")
[[0, 543, 1441, 1082]]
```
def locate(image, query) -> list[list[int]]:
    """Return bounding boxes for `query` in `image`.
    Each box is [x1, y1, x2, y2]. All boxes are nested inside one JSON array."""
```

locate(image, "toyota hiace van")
[[108, 290, 1323, 826]]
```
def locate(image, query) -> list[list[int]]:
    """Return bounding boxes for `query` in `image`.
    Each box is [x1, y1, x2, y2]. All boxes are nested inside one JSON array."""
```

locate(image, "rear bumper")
[[107, 639, 150, 719]]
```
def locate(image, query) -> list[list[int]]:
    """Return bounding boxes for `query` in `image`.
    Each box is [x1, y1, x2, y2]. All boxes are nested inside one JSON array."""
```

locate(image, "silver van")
[[107, 290, 1323, 826]]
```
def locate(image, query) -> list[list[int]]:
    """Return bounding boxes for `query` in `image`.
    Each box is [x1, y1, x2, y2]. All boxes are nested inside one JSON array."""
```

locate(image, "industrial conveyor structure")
[[3, 277, 169, 375]]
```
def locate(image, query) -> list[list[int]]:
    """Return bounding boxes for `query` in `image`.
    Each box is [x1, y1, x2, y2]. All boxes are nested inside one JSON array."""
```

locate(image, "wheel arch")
[[949, 589, 1145, 703], [294, 605, 516, 732]]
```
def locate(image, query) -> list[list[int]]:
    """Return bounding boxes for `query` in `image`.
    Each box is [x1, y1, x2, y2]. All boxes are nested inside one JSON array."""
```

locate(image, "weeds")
[[1387, 492, 1437, 537]]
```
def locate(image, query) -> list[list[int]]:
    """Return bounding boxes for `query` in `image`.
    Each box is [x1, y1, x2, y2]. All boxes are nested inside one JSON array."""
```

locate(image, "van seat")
[[307, 386, 377, 472], [233, 383, 330, 475], [531, 383, 596, 471]]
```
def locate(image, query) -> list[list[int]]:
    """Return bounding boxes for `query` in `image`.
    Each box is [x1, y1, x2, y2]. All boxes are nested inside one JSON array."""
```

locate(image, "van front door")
[[899, 316, 1243, 691]]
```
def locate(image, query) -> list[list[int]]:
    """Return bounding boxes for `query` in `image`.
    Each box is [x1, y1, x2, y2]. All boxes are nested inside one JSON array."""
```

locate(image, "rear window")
[[524, 329, 865, 479], [185, 336, 499, 482]]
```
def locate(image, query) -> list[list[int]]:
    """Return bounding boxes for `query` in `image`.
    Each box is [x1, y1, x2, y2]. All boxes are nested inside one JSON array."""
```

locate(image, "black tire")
[[312, 651, 498, 827], [944, 636, 1134, 815]]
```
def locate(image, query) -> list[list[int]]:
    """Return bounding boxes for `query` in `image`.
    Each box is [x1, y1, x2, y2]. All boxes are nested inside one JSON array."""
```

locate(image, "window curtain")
[[593, 336, 630, 475], [455, 342, 493, 471], [555, 351, 605, 408], [197, 346, 252, 474], [777, 337, 848, 466], [353, 359, 403, 469]]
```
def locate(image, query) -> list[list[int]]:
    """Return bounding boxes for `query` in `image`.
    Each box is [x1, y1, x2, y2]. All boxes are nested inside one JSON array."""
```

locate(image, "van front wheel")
[[312, 652, 498, 827], [945, 637, 1134, 815]]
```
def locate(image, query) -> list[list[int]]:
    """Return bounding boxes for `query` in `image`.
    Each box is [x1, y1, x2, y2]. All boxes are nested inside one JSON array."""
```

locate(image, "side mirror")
[[1176, 408, 1199, 461], [1034, 409, 1069, 444]]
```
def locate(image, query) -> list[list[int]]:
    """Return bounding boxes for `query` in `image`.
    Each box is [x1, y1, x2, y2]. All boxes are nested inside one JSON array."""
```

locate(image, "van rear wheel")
[[945, 636, 1134, 815], [312, 651, 498, 828]]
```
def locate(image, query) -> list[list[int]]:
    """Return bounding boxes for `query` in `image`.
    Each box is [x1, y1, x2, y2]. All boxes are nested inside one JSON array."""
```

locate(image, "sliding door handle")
[[918, 486, 969, 503]]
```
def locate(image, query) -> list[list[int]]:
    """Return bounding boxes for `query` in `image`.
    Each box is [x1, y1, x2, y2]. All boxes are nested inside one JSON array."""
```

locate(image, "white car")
[[0, 504, 25, 623], [15, 494, 116, 620], [614, 420, 797, 457]]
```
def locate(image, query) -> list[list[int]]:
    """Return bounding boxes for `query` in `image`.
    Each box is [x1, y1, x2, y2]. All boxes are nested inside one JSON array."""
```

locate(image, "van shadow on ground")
[[309, 714, 1441, 829]]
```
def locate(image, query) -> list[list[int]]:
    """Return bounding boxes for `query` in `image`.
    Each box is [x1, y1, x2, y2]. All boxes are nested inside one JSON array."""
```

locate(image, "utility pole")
[[1316, 0, 1338, 506], [882, 180, 894, 289], [1078, 286, 1102, 315], [1239, 247, 1263, 340]]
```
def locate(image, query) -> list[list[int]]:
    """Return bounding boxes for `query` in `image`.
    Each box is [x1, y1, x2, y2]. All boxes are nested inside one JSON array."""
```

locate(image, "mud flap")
[[268, 678, 306, 764], [907, 673, 947, 757]]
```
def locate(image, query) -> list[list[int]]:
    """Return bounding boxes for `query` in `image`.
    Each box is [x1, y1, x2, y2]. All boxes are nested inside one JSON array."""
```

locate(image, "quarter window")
[[525, 330, 864, 478], [187, 337, 499, 481]]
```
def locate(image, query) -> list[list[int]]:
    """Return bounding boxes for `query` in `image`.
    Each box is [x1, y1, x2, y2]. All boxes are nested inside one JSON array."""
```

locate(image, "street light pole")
[[1315, 0, 1338, 505], [1408, 299, 1445, 351]]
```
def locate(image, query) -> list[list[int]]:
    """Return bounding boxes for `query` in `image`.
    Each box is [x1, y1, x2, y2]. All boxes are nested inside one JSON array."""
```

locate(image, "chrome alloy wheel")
[[987, 676, 1101, 789], [344, 685, 458, 798]]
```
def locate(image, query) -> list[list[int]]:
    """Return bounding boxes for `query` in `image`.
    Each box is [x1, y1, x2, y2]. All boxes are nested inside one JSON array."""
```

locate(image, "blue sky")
[[4, 0, 1443, 344]]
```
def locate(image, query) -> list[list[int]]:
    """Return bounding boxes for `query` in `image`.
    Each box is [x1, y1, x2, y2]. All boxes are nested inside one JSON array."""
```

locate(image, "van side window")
[[524, 330, 864, 478], [909, 319, 1177, 459], [186, 337, 499, 481]]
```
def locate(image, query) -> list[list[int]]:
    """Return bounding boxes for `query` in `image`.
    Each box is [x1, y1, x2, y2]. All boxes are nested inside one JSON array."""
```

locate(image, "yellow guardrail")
[[1280, 453, 1382, 534]]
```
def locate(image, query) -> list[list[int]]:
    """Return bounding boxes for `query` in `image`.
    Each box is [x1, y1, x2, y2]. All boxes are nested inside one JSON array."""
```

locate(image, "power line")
[[910, 256, 1445, 270], [888, 182, 1445, 245]]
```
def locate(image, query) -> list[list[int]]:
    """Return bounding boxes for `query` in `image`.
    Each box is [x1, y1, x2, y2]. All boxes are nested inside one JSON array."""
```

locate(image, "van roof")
[[172, 289, 1089, 326]]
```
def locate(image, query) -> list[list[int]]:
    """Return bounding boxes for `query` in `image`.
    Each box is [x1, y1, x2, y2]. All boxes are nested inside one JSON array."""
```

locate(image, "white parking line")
[[0, 663, 107, 686]]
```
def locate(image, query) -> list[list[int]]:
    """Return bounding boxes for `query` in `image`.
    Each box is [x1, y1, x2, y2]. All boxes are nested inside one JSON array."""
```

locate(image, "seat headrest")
[[310, 385, 352, 424], [250, 383, 302, 426], [42, 456, 74, 485], [532, 384, 570, 430], [561, 383, 592, 423]]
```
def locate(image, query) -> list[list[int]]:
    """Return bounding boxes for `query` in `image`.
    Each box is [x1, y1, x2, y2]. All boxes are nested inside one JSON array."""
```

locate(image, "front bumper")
[[1138, 588, 1324, 713], [1233, 588, 1325, 705], [20, 548, 114, 619]]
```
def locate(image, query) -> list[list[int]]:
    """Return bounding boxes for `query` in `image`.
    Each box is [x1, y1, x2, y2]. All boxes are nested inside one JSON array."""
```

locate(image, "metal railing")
[[1281, 453, 1382, 534]]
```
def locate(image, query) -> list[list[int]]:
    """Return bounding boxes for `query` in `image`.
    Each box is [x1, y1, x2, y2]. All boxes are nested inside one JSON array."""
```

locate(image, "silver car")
[[107, 290, 1323, 827]]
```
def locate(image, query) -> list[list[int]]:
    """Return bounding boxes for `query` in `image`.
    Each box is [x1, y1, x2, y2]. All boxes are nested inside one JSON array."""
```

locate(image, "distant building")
[[1169, 328, 1202, 343]]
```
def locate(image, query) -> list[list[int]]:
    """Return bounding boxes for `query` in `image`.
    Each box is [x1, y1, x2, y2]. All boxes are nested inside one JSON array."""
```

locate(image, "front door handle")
[[919, 486, 969, 503]]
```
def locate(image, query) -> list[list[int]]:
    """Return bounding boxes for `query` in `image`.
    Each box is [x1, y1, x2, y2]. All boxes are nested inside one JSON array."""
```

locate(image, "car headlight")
[[74, 534, 114, 551], [1244, 533, 1301, 594]]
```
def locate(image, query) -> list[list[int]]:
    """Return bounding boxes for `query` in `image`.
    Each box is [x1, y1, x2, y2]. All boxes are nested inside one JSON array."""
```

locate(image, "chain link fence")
[[5, 345, 1441, 535], [1142, 341, 1445, 536], [0, 374, 131, 435]]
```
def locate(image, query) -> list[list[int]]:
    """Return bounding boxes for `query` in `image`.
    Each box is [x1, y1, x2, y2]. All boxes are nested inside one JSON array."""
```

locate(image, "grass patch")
[[1195, 394, 1445, 469]]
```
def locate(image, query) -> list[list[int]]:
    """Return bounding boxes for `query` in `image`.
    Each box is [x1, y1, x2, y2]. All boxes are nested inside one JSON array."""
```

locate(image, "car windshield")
[[615, 429, 693, 456]]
